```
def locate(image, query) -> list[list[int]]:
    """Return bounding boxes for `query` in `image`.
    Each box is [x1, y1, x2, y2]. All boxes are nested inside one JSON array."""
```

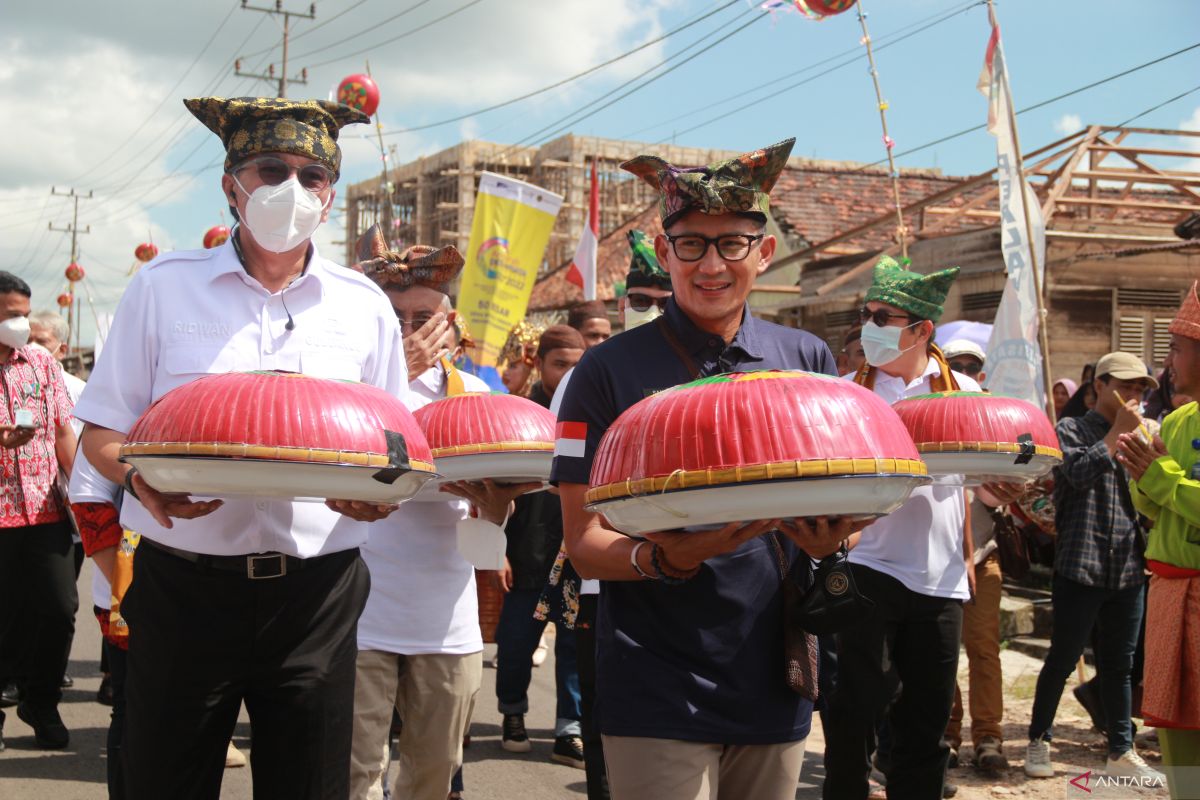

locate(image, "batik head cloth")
[[621, 138, 795, 228], [864, 255, 960, 323], [184, 96, 368, 177]]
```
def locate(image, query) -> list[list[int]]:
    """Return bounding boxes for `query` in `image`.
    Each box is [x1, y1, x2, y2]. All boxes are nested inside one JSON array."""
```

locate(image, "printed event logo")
[[476, 237, 514, 281], [1066, 767, 1167, 795], [1069, 770, 1092, 793]]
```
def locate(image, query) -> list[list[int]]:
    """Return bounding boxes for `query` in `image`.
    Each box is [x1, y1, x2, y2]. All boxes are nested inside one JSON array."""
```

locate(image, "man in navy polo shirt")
[[552, 139, 861, 799]]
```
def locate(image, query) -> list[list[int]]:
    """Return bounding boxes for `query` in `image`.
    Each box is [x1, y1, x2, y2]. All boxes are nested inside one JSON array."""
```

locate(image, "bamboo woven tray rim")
[[915, 441, 1062, 458], [430, 441, 555, 458], [586, 457, 928, 505], [120, 441, 436, 472]]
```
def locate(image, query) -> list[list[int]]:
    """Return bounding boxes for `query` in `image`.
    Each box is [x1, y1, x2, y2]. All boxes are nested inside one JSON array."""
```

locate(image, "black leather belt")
[[140, 537, 340, 580]]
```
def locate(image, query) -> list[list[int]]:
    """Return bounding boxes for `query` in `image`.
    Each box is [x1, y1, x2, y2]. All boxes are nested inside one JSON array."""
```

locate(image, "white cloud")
[[1053, 113, 1082, 136]]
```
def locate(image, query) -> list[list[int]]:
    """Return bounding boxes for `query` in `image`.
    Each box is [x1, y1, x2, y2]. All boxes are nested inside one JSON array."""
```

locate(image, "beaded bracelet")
[[630, 540, 657, 581], [650, 543, 699, 584]]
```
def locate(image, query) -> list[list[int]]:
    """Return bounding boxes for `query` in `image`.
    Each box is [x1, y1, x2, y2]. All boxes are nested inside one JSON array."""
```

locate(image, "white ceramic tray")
[[587, 474, 931, 537], [921, 452, 1060, 485], [410, 451, 554, 501], [125, 455, 437, 504]]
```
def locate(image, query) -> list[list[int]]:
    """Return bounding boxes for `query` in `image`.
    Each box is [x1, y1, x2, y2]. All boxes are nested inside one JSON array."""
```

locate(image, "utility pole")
[[234, 0, 315, 98], [47, 187, 92, 356]]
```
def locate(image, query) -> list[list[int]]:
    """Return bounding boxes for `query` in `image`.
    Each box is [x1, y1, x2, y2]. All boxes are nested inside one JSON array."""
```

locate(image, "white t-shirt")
[[356, 364, 488, 656], [847, 358, 981, 600], [72, 240, 407, 558], [67, 451, 118, 611]]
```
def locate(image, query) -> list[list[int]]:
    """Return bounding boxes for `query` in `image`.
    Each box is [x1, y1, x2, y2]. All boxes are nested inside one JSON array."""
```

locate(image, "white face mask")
[[233, 175, 329, 253], [860, 319, 920, 367], [0, 316, 31, 349], [622, 303, 663, 330]]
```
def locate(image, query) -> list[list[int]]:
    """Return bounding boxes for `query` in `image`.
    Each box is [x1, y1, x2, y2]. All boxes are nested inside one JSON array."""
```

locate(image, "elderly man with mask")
[[73, 97, 406, 799], [553, 139, 859, 799]]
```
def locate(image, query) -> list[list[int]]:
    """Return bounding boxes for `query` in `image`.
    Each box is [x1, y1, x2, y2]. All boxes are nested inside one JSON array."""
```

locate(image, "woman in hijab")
[[1052, 378, 1078, 419]]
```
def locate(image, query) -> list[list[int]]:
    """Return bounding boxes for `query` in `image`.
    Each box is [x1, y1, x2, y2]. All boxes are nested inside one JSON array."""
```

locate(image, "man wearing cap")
[[553, 139, 858, 799], [74, 97, 406, 799], [1119, 281, 1200, 798], [823, 257, 986, 799], [346, 229, 506, 800], [1022, 351, 1161, 782], [939, 339, 1010, 772]]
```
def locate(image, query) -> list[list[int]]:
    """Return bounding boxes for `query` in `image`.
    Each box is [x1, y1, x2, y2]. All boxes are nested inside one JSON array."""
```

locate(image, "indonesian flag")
[[976, 17, 1003, 134], [566, 160, 598, 300], [554, 420, 587, 458]]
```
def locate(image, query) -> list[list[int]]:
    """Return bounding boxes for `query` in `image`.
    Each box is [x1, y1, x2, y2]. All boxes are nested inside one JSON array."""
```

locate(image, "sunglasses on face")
[[949, 360, 984, 377], [232, 156, 334, 192], [664, 233, 764, 263], [858, 306, 916, 328], [395, 312, 435, 333], [626, 293, 670, 313]]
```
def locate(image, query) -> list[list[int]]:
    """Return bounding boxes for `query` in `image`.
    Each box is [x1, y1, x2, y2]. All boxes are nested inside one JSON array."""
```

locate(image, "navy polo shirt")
[[551, 297, 837, 744]]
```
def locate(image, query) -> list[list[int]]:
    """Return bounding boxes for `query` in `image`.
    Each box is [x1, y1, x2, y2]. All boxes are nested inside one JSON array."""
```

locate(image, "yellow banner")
[[457, 172, 563, 367]]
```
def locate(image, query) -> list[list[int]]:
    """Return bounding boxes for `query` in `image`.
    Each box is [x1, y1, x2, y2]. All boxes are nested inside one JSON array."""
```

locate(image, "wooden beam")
[[750, 284, 804, 294], [1090, 144, 1200, 159], [1053, 197, 1200, 213], [1068, 170, 1200, 187], [1045, 230, 1182, 243], [1094, 133, 1200, 204], [924, 207, 1002, 218]]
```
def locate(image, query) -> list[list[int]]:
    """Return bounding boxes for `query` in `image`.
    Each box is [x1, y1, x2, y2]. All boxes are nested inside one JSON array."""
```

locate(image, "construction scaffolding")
[[342, 135, 752, 276]]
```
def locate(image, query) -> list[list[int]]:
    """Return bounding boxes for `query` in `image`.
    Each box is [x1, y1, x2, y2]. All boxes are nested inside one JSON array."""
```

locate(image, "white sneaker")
[[1104, 749, 1165, 782], [1024, 738, 1054, 778]]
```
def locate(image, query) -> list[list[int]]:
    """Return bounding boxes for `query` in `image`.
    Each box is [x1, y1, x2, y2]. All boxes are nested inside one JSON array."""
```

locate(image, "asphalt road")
[[0, 558, 831, 799]]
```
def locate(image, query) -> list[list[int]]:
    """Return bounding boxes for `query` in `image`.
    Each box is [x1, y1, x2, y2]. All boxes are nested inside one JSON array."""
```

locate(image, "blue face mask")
[[860, 320, 920, 367]]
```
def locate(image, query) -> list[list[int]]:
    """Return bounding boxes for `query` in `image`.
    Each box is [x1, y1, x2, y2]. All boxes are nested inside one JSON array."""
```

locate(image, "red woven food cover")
[[413, 392, 556, 458], [891, 391, 1061, 457], [121, 371, 434, 470], [588, 370, 924, 501]]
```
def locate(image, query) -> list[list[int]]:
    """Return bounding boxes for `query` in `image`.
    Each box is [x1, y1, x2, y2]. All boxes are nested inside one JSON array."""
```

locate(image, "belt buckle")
[[247, 553, 287, 580]]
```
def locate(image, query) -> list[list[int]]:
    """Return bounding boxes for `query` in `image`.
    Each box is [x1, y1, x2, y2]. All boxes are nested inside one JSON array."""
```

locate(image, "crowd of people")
[[0, 95, 1197, 800]]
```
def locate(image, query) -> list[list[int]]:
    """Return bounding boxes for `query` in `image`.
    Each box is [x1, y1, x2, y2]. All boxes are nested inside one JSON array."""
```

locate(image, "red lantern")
[[586, 370, 929, 535], [891, 391, 1062, 483], [135, 243, 159, 262], [336, 73, 381, 117], [121, 371, 436, 503], [56, 293, 73, 308], [65, 262, 84, 282], [412, 392, 557, 490], [796, 0, 856, 16], [203, 225, 230, 249]]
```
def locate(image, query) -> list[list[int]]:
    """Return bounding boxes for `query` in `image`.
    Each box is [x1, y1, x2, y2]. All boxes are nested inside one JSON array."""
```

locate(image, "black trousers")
[[823, 564, 963, 800], [0, 521, 78, 708], [576, 594, 609, 800], [119, 542, 370, 800], [105, 639, 128, 800]]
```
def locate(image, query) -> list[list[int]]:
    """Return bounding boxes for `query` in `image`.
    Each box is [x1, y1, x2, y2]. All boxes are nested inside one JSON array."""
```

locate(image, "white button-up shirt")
[[73, 239, 408, 558], [357, 363, 489, 655], [847, 357, 981, 600]]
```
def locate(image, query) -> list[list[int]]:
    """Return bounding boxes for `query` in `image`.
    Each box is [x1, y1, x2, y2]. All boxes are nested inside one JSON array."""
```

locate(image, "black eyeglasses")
[[395, 312, 435, 333], [858, 306, 916, 328], [232, 156, 335, 192], [949, 360, 984, 377], [626, 293, 670, 313], [664, 233, 764, 262]]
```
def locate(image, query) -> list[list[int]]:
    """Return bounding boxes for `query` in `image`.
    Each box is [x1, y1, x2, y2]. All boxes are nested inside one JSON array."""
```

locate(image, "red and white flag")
[[554, 420, 587, 458], [566, 160, 599, 300]]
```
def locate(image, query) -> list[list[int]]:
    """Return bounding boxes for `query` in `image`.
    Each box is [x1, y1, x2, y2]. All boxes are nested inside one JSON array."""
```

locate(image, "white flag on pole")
[[566, 160, 599, 301], [978, 21, 1047, 408]]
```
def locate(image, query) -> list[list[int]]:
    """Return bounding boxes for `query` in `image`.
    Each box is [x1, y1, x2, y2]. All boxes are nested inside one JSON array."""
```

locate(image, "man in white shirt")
[[75, 96, 406, 799], [347, 232, 528, 800], [824, 257, 981, 800]]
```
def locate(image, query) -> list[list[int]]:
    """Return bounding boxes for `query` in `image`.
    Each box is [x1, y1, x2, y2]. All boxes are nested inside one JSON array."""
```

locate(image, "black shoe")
[[943, 781, 958, 798], [16, 703, 69, 750], [552, 734, 585, 769], [96, 675, 114, 706], [501, 714, 531, 753], [947, 745, 959, 768], [0, 681, 18, 708], [1073, 680, 1108, 736], [60, 675, 73, 689], [0, 708, 6, 752]]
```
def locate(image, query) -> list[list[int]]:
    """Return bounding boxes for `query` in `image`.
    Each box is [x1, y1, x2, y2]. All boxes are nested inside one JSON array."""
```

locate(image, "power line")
[[1114, 83, 1200, 128], [622, 0, 984, 141], [287, 0, 438, 61], [241, 0, 370, 57], [381, 0, 744, 136], [306, 0, 488, 68]]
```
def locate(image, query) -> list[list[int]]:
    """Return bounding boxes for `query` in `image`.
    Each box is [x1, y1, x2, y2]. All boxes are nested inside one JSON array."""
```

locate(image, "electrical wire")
[[286, 0, 439, 61], [241, 0, 371, 58], [381, 0, 743, 136], [306, 0, 488, 68]]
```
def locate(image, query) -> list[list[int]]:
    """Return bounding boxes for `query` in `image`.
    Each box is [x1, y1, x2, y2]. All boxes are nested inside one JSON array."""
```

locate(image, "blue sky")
[[1, 0, 1196, 342]]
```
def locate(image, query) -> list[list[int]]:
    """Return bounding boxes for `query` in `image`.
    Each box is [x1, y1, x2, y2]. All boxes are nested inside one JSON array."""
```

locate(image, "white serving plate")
[[410, 451, 554, 502], [587, 474, 931, 537], [920, 452, 1060, 485], [125, 455, 438, 504]]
